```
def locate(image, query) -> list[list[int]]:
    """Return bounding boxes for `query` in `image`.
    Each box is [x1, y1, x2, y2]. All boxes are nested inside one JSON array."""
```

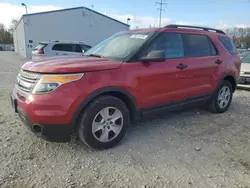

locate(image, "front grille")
[[15, 70, 42, 97]]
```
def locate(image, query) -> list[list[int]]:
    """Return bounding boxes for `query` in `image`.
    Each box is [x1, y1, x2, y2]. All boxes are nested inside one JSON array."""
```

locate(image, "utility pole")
[[155, 0, 167, 27]]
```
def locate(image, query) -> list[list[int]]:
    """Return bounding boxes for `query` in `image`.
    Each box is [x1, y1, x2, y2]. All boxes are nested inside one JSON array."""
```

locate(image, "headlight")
[[32, 73, 83, 94], [240, 71, 245, 75]]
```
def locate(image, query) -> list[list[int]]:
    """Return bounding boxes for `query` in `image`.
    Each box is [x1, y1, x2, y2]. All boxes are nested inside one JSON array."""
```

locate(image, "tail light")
[[34, 50, 44, 55]]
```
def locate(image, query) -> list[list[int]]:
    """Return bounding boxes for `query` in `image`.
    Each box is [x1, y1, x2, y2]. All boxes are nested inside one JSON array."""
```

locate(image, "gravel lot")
[[0, 51, 250, 188]]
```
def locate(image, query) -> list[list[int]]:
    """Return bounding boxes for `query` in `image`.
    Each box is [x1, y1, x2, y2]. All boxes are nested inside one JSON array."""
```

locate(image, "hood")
[[21, 56, 123, 73], [241, 63, 250, 72]]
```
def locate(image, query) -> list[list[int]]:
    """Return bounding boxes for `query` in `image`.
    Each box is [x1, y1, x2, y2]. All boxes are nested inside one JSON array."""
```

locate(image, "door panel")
[[140, 61, 190, 108], [128, 32, 191, 108], [182, 56, 219, 98], [181, 33, 220, 98]]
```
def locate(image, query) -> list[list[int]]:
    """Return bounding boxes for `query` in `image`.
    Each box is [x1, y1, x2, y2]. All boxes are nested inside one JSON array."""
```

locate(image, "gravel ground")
[[0, 51, 250, 188]]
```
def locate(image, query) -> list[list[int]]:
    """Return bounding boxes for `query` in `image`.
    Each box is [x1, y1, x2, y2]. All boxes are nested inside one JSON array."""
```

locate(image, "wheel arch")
[[72, 87, 140, 127], [220, 73, 237, 92]]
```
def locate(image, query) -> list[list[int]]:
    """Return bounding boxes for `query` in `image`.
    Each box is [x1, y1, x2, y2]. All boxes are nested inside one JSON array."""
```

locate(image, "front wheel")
[[207, 80, 233, 113], [77, 95, 130, 150]]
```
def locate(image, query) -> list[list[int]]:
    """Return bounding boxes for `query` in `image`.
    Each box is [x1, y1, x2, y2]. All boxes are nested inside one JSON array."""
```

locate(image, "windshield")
[[242, 51, 250, 64], [83, 32, 154, 61]]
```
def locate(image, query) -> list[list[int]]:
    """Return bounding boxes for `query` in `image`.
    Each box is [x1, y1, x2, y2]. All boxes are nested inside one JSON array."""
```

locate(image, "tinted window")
[[183, 34, 212, 57], [80, 44, 91, 52], [52, 44, 73, 52], [219, 37, 237, 54], [142, 33, 184, 58], [209, 40, 217, 55], [74, 44, 82, 53]]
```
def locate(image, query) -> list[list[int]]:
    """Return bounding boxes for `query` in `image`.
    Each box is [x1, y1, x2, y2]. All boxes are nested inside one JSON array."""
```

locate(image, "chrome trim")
[[15, 70, 42, 97]]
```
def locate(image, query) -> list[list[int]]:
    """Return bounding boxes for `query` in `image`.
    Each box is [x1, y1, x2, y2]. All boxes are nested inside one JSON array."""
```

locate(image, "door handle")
[[176, 63, 188, 70], [215, 59, 223, 65]]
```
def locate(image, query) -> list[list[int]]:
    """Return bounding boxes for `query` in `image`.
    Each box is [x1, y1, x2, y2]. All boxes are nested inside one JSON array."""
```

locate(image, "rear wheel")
[[207, 80, 233, 113], [77, 95, 130, 150]]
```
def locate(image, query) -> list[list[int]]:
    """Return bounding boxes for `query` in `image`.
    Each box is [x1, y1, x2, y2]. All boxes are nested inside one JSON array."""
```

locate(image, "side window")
[[219, 37, 237, 54], [81, 44, 91, 52], [182, 34, 212, 57], [52, 44, 73, 52], [142, 33, 184, 59], [209, 40, 217, 55], [74, 44, 82, 53]]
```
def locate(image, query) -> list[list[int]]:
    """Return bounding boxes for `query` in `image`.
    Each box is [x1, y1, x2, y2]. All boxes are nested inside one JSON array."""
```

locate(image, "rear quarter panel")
[[209, 33, 240, 90]]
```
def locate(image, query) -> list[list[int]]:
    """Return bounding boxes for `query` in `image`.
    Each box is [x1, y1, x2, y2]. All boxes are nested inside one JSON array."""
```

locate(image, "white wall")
[[13, 18, 26, 57], [24, 7, 129, 58]]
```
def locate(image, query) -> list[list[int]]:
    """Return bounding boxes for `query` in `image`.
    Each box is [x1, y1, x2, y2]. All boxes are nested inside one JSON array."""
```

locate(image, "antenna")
[[155, 0, 167, 27]]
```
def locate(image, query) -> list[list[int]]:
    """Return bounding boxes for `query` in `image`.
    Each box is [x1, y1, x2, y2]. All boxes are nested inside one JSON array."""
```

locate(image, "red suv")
[[11, 25, 241, 149]]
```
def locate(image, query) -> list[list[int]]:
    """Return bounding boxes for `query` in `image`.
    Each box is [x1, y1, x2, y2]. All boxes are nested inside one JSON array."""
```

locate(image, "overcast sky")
[[0, 0, 250, 29]]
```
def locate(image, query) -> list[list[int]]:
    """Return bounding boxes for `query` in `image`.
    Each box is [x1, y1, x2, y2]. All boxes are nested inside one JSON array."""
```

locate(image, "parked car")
[[11, 25, 241, 149], [238, 51, 250, 89], [239, 50, 250, 58], [31, 40, 92, 61], [237, 48, 248, 55]]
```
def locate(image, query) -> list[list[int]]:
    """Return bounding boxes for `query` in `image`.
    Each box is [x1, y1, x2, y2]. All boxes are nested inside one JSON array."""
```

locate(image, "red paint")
[[13, 27, 241, 126]]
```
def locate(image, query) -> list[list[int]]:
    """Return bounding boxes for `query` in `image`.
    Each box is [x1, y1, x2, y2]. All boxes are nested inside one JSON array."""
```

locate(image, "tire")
[[207, 80, 233, 113], [77, 95, 130, 150]]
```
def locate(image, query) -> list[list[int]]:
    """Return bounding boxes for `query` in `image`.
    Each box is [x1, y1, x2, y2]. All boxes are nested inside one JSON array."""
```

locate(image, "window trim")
[[182, 33, 218, 58]]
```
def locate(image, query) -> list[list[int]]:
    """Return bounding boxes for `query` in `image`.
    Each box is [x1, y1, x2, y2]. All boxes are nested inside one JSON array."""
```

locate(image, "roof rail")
[[165, 24, 225, 34]]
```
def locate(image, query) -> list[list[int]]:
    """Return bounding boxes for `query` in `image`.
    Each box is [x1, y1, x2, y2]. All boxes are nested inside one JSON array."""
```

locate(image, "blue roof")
[[22, 6, 129, 27]]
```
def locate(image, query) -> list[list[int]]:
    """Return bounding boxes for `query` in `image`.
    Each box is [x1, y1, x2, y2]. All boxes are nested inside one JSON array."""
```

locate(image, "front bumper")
[[11, 95, 72, 142]]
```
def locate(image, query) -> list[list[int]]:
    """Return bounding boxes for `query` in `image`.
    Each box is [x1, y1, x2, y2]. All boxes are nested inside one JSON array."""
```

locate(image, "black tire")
[[77, 95, 130, 150], [207, 80, 233, 113]]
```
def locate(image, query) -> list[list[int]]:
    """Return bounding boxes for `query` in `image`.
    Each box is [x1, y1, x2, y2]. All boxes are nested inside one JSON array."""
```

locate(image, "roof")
[[14, 6, 129, 30], [40, 40, 89, 44], [122, 25, 227, 36]]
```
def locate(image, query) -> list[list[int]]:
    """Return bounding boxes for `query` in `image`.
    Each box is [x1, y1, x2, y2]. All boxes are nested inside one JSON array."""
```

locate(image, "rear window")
[[219, 37, 237, 54], [34, 43, 47, 50]]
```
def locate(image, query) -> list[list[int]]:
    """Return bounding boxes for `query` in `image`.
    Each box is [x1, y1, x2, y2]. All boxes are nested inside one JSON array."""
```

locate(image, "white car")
[[32, 40, 92, 61], [238, 51, 250, 89]]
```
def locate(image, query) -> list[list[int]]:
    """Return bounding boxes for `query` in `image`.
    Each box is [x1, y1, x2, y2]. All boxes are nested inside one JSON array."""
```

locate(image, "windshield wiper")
[[87, 54, 103, 58]]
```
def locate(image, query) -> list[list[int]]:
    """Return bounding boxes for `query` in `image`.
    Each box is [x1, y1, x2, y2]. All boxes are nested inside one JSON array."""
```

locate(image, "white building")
[[13, 6, 129, 58]]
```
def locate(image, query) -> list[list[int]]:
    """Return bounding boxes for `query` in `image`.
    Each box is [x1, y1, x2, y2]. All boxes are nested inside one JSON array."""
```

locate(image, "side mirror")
[[140, 50, 166, 62]]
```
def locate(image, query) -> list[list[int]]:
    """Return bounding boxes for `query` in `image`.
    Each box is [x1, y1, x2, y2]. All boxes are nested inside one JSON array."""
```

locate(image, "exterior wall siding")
[[13, 18, 26, 57], [21, 7, 129, 58]]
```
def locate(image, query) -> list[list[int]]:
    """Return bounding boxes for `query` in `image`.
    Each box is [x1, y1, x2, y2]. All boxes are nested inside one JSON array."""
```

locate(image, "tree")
[[225, 27, 250, 48], [0, 23, 13, 44], [9, 19, 18, 33]]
